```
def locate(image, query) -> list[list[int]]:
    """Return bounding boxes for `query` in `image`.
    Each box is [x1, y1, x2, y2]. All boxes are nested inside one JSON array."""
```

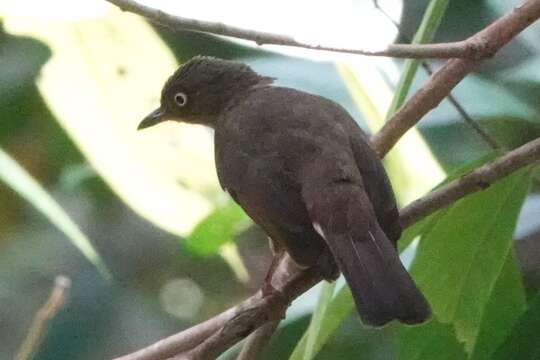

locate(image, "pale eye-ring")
[[174, 92, 188, 107]]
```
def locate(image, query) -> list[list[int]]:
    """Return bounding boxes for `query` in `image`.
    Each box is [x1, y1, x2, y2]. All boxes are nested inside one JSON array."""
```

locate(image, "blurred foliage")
[[0, 24, 84, 236], [12, 13, 218, 237], [1, 0, 540, 359], [470, 251, 527, 360], [386, 0, 449, 116], [0, 147, 110, 278], [289, 282, 353, 360], [183, 201, 249, 257], [490, 292, 540, 360]]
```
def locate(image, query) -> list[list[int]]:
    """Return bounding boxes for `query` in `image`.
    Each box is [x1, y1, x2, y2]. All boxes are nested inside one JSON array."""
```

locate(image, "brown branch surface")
[[114, 301, 258, 360], [114, 258, 320, 360], [16, 276, 71, 360], [105, 0, 513, 60], [235, 320, 280, 360], [372, 0, 540, 156]]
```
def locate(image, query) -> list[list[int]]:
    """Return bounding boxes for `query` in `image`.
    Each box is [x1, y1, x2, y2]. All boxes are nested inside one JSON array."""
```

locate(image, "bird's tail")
[[304, 182, 431, 327]]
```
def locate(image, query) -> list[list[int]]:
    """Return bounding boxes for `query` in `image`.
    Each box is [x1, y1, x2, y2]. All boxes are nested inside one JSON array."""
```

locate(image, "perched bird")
[[139, 56, 430, 326]]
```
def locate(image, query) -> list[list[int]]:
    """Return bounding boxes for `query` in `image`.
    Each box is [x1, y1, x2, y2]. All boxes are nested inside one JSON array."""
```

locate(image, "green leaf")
[[301, 281, 336, 360], [398, 210, 445, 252], [183, 201, 249, 257], [490, 292, 540, 360], [400, 319, 467, 360], [470, 250, 527, 360], [0, 147, 110, 279], [386, 0, 450, 117], [289, 285, 354, 360], [410, 169, 531, 352]]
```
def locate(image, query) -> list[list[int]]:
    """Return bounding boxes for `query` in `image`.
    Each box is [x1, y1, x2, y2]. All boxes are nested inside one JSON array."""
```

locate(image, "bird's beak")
[[138, 108, 166, 130]]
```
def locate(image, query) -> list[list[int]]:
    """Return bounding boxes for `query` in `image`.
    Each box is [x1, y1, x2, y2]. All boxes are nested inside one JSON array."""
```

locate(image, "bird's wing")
[[347, 124, 402, 244]]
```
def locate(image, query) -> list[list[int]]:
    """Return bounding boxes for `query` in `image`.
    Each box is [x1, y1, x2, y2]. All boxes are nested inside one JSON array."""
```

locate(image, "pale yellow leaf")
[[4, 7, 219, 236]]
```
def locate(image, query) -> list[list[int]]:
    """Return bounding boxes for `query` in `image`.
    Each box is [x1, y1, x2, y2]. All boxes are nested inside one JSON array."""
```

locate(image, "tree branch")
[[115, 258, 320, 360], [105, 0, 515, 60], [235, 320, 280, 360], [371, 0, 540, 155], [400, 137, 540, 228], [114, 298, 261, 360], [15, 276, 71, 360], [175, 299, 281, 360]]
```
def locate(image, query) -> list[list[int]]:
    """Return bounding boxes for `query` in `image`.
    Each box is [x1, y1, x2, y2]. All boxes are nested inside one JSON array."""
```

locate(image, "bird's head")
[[138, 56, 273, 130]]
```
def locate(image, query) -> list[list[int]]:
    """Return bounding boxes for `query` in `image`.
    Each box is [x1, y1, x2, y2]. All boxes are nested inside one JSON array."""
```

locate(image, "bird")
[[138, 56, 431, 327]]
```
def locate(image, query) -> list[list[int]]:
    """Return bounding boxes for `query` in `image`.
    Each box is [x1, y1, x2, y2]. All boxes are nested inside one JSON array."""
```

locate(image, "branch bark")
[[115, 298, 263, 360], [115, 259, 319, 360], [400, 137, 540, 228], [371, 0, 540, 155], [105, 0, 518, 60], [235, 320, 280, 360]]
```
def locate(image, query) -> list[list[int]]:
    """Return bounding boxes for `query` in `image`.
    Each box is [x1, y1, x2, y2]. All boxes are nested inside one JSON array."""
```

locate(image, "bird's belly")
[[219, 152, 329, 268], [234, 156, 307, 229]]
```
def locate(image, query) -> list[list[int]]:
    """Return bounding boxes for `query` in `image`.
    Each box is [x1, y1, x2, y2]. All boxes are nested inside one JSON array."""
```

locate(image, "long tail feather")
[[305, 182, 431, 326]]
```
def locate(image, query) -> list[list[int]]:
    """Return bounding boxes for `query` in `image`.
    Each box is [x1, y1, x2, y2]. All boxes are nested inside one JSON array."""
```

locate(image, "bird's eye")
[[174, 92, 188, 107]]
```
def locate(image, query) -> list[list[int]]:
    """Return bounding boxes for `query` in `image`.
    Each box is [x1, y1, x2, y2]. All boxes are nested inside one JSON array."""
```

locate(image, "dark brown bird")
[[139, 56, 431, 326]]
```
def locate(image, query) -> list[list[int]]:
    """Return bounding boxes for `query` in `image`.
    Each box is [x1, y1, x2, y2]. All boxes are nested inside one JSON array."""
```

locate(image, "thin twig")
[[106, 0, 507, 60], [400, 137, 540, 228], [418, 67, 503, 152], [422, 62, 503, 150], [372, 0, 401, 29], [15, 276, 71, 360], [371, 0, 540, 155], [372, 0, 502, 150], [236, 320, 281, 360]]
